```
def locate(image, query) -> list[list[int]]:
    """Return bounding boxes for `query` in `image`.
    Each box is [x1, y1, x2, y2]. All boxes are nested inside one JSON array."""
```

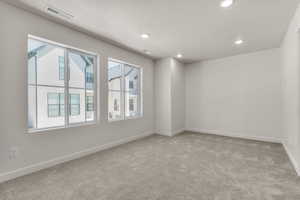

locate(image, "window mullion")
[[122, 63, 125, 120], [64, 49, 69, 127], [137, 69, 141, 116], [84, 65, 87, 122], [94, 55, 97, 122], [34, 55, 38, 129]]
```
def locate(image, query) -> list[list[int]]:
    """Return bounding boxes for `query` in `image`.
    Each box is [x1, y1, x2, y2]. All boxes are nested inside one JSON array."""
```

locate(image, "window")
[[86, 96, 93, 111], [108, 59, 142, 121], [69, 94, 80, 116], [58, 56, 64, 80], [129, 80, 134, 89], [129, 98, 134, 111], [28, 36, 97, 131], [114, 99, 119, 111], [47, 93, 64, 117]]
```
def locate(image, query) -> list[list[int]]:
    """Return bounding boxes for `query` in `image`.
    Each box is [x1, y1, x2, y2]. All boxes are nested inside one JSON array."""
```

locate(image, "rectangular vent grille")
[[46, 6, 74, 20]]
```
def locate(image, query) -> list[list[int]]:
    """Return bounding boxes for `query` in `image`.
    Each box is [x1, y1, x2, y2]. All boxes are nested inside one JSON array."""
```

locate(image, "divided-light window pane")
[[108, 60, 142, 121], [70, 94, 80, 116], [28, 37, 97, 131]]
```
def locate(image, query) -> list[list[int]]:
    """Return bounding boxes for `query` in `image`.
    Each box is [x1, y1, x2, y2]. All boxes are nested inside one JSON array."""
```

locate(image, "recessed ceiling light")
[[220, 0, 234, 8], [141, 33, 150, 39], [177, 53, 183, 58], [235, 39, 244, 45]]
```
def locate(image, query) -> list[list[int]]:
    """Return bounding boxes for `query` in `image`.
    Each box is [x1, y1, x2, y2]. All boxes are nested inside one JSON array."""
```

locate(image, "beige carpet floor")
[[1, 132, 300, 200]]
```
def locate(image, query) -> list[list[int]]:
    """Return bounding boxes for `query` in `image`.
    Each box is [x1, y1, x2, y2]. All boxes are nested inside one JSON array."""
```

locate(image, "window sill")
[[108, 115, 143, 123], [27, 121, 97, 134]]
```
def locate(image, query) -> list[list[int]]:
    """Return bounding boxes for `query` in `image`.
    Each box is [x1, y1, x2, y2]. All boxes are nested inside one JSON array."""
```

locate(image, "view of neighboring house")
[[28, 39, 95, 129], [108, 61, 141, 120]]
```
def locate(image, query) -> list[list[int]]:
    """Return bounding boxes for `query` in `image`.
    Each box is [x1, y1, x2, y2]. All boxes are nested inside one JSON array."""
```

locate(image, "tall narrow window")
[[28, 36, 97, 131], [108, 59, 142, 121]]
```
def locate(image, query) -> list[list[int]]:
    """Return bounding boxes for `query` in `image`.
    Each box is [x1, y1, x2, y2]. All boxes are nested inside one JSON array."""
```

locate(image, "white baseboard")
[[283, 143, 300, 176], [156, 129, 172, 137], [171, 128, 185, 136], [0, 131, 154, 184], [185, 128, 282, 143]]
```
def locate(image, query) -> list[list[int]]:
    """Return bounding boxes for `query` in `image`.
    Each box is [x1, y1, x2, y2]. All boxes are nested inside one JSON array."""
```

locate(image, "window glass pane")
[[86, 96, 93, 111], [107, 60, 142, 121], [108, 91, 122, 120], [86, 63, 94, 90], [108, 61, 122, 91], [28, 38, 65, 129], [37, 87, 65, 128], [86, 93, 94, 121], [69, 52, 95, 124], [28, 56, 36, 85], [59, 56, 65, 80], [28, 37, 97, 131], [68, 88, 84, 124], [125, 92, 139, 118], [48, 105, 60, 117], [59, 93, 65, 116], [69, 94, 80, 116], [28, 85, 36, 129], [125, 65, 139, 93], [48, 93, 59, 104], [47, 93, 61, 118]]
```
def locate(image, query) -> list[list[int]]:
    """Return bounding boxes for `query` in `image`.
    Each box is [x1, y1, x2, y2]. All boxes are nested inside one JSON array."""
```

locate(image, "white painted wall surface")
[[154, 58, 172, 135], [0, 1, 154, 180], [154, 58, 185, 136], [185, 49, 282, 142], [170, 59, 185, 135], [281, 3, 300, 173]]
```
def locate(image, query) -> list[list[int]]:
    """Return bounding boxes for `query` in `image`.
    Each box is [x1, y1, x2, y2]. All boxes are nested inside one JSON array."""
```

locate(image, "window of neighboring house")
[[59, 56, 64, 80], [114, 99, 119, 111], [129, 80, 134, 89], [48, 93, 64, 117], [129, 98, 134, 111], [27, 36, 97, 131], [108, 59, 142, 121], [69, 94, 80, 116], [86, 95, 93, 111]]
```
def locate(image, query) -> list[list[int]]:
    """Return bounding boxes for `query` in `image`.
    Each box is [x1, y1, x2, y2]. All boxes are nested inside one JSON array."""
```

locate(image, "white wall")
[[171, 59, 185, 134], [281, 3, 300, 174], [0, 1, 154, 181], [154, 58, 172, 135], [154, 58, 185, 136], [185, 49, 282, 142]]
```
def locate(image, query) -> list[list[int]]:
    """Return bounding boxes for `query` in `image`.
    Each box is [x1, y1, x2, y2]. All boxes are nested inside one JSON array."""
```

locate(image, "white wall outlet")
[[9, 147, 19, 160]]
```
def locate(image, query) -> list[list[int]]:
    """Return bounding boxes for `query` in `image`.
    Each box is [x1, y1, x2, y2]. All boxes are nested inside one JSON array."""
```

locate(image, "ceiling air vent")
[[46, 6, 74, 20]]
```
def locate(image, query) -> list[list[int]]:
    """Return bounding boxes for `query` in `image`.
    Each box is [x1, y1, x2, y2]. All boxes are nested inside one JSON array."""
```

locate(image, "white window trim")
[[108, 58, 143, 122], [27, 35, 99, 134]]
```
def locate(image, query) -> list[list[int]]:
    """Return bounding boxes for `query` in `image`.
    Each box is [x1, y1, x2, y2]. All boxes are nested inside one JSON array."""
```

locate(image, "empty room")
[[1, 0, 300, 199]]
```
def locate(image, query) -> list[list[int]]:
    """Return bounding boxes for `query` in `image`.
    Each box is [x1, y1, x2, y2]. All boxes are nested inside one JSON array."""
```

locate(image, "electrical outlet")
[[9, 147, 19, 160]]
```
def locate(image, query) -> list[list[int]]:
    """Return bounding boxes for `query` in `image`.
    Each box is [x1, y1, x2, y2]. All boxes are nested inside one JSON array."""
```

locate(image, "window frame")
[[27, 35, 98, 133], [108, 58, 143, 122]]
